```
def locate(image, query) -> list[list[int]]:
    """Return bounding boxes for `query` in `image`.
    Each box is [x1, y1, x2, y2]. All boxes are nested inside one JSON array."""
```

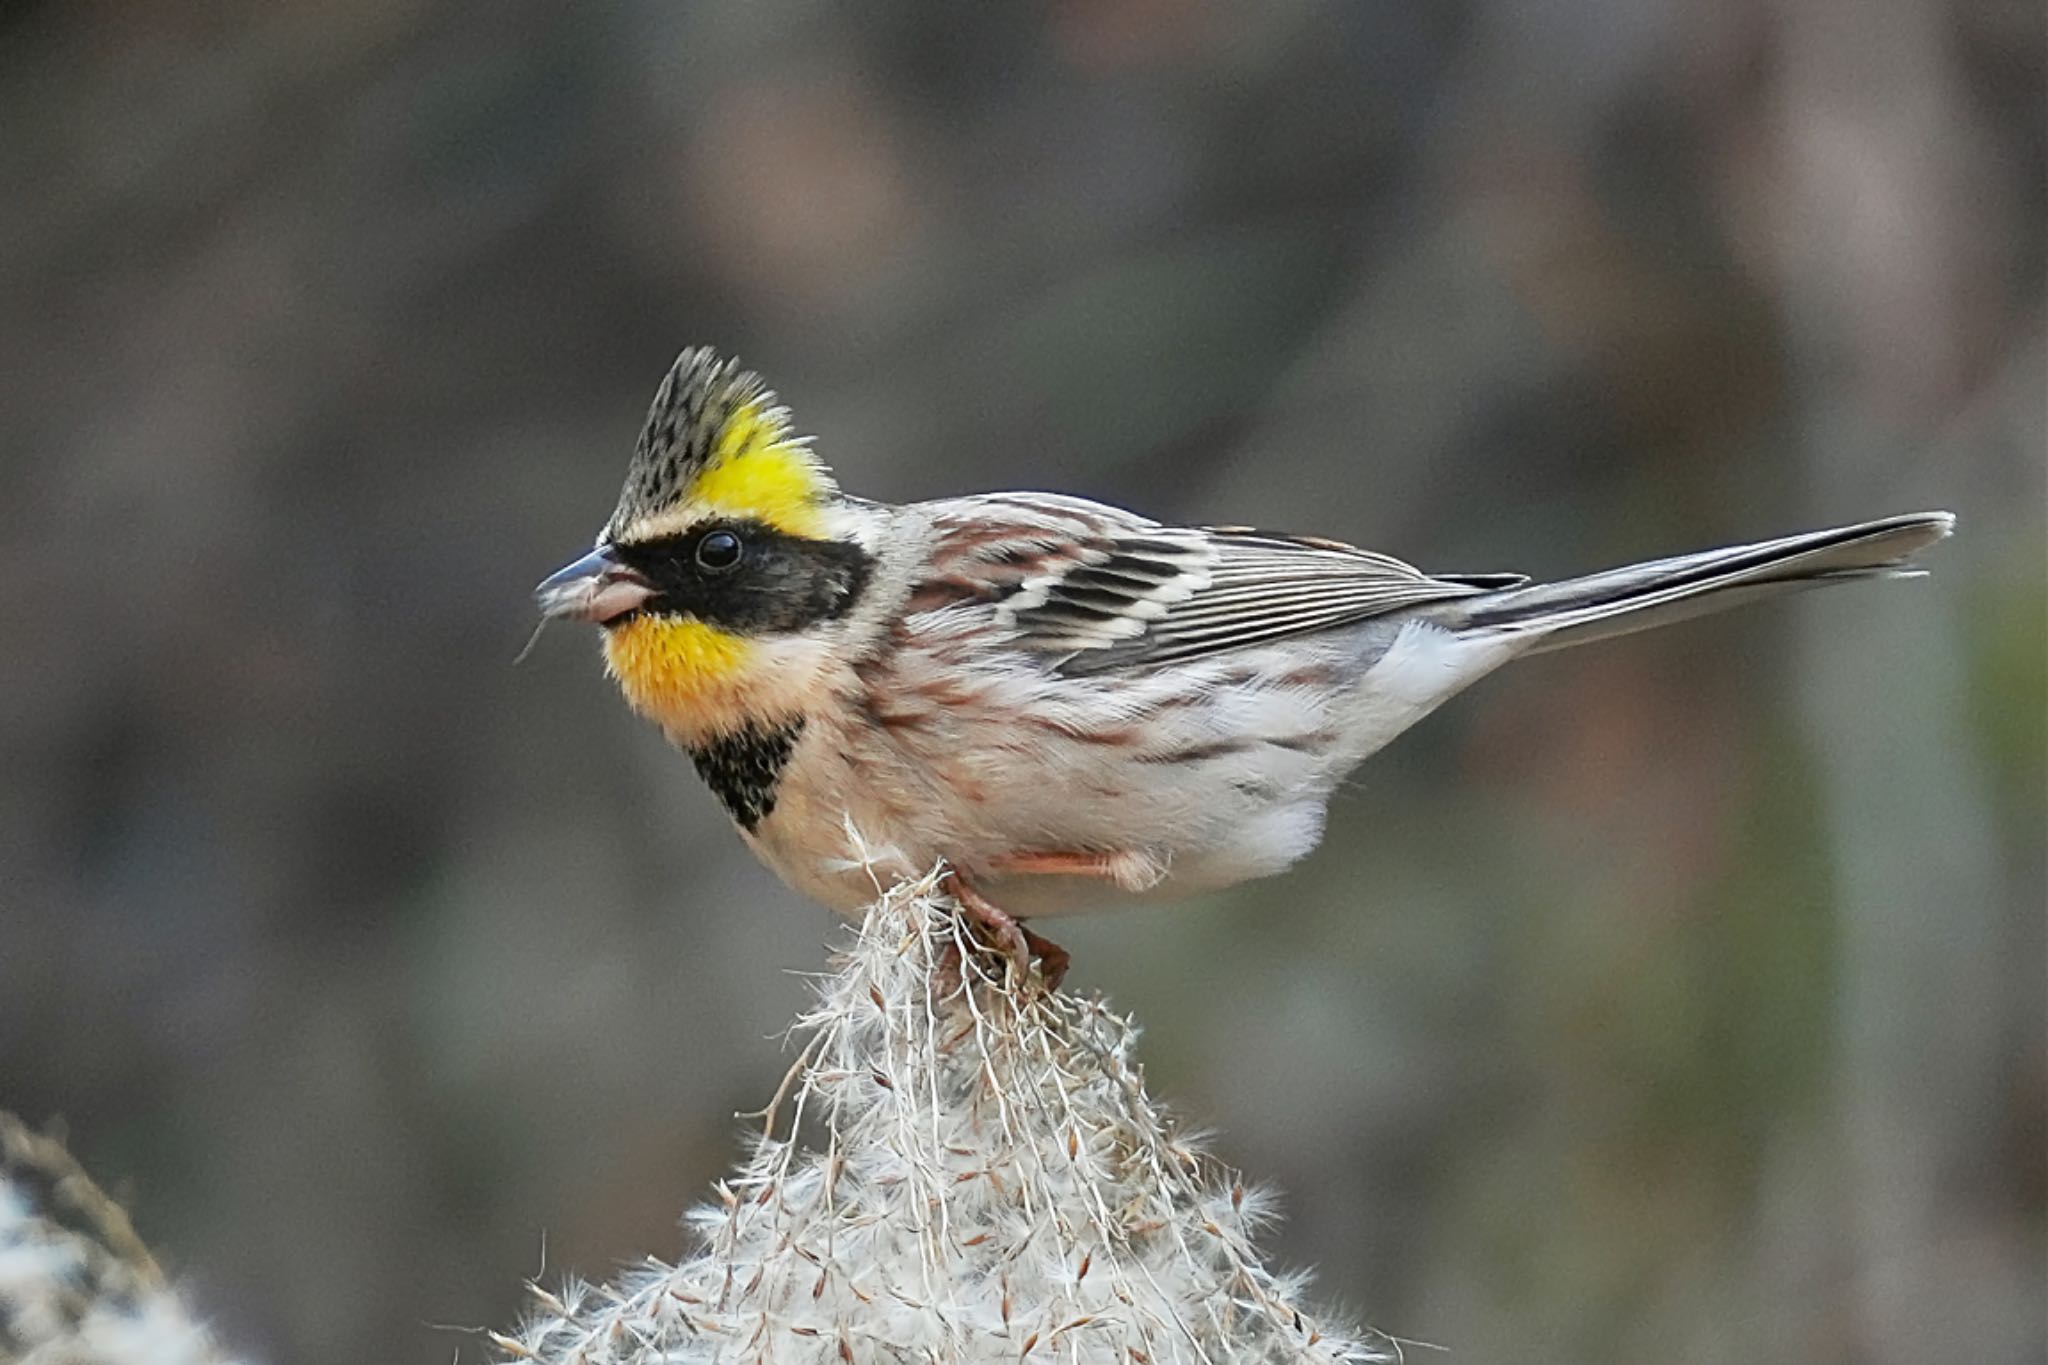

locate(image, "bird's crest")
[[606, 349, 838, 543]]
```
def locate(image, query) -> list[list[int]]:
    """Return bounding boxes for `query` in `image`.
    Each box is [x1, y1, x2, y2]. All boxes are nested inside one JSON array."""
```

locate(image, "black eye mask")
[[609, 520, 873, 634]]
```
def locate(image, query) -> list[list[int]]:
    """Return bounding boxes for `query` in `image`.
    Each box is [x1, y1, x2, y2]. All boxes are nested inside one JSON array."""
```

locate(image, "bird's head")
[[535, 350, 875, 742]]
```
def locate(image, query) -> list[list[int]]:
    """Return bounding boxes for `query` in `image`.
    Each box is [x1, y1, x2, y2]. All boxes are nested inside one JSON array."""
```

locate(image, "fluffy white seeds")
[[0, 1116, 241, 1365], [499, 869, 1391, 1365]]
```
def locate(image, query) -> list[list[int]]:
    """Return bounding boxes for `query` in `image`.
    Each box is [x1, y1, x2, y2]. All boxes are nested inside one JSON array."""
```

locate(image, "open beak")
[[534, 545, 655, 625]]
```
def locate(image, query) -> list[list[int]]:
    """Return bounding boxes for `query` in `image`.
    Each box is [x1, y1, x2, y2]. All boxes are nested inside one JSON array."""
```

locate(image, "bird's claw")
[[941, 872, 1069, 994]]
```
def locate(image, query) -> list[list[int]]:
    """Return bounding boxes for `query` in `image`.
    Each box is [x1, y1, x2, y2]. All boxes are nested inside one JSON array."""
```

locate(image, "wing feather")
[[993, 521, 1512, 672], [908, 496, 1519, 671]]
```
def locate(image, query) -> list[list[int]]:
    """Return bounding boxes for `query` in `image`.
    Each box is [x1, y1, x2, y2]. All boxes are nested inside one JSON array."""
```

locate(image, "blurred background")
[[1, 4, 2041, 1363]]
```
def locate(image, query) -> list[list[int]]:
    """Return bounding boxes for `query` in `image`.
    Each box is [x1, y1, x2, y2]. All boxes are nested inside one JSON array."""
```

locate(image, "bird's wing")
[[911, 494, 1521, 674]]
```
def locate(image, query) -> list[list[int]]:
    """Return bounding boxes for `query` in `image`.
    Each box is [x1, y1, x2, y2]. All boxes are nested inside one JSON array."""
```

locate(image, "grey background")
[[1, 4, 2041, 1363]]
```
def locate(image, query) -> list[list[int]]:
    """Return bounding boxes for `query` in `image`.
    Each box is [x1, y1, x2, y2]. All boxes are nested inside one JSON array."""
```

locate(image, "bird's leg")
[[941, 871, 1068, 992], [939, 847, 1146, 992], [941, 872, 1032, 985]]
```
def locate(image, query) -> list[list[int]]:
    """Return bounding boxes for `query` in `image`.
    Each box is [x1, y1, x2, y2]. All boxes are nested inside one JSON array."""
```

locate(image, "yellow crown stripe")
[[687, 399, 834, 539]]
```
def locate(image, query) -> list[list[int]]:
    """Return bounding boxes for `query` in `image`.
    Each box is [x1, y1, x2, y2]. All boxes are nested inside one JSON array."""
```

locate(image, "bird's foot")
[[1019, 924, 1070, 993], [941, 872, 1069, 993]]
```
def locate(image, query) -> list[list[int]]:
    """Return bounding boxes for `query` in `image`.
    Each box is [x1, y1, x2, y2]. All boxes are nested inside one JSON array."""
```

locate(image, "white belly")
[[735, 621, 1517, 918]]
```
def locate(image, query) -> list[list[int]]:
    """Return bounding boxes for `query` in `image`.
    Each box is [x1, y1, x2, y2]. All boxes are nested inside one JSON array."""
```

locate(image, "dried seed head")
[[0, 1115, 246, 1365], [495, 867, 1393, 1364]]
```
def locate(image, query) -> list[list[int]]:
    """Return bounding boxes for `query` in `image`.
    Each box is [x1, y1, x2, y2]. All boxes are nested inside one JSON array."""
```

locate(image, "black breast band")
[[689, 719, 806, 831]]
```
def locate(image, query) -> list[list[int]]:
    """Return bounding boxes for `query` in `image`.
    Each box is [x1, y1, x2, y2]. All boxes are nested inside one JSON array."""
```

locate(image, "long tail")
[[1440, 512, 1955, 654]]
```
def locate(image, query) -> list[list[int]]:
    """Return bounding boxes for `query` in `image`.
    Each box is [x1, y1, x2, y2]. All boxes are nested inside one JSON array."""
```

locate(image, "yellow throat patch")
[[602, 615, 757, 736]]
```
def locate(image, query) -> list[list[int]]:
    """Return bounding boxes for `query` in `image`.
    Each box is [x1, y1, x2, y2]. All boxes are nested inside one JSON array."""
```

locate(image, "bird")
[[535, 348, 1953, 988]]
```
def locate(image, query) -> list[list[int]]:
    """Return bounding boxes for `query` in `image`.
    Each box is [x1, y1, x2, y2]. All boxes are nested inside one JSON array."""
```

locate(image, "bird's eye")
[[695, 529, 744, 572]]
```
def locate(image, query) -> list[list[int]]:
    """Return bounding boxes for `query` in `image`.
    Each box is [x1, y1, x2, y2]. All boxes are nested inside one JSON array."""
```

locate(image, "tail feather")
[[1441, 512, 1954, 655]]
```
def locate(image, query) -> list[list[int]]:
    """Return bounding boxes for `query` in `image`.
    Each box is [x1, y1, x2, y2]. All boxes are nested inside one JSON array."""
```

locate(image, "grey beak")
[[534, 545, 656, 624]]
